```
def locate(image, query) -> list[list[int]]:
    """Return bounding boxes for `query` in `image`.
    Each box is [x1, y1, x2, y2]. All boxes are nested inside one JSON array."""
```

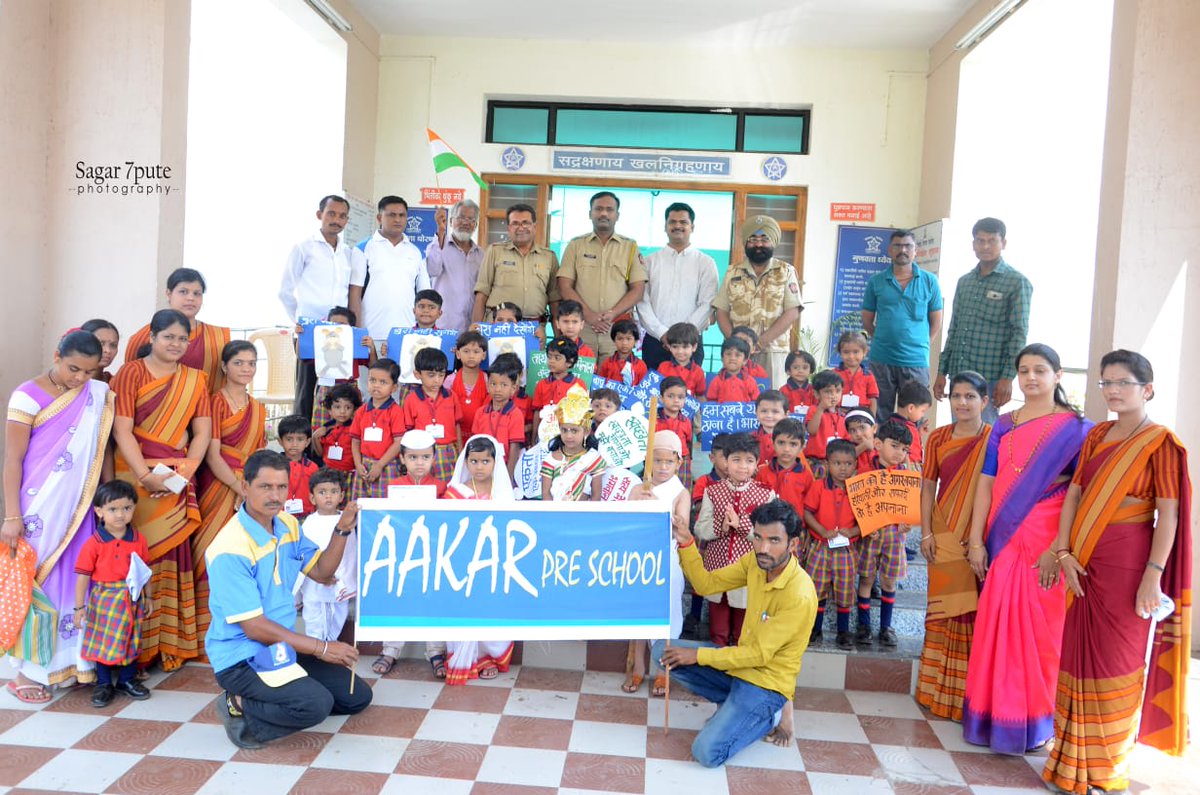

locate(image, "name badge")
[[326, 445, 343, 461], [828, 534, 850, 549], [426, 423, 445, 439], [284, 498, 304, 514], [841, 394, 860, 408], [985, 290, 1004, 300], [363, 426, 384, 443]]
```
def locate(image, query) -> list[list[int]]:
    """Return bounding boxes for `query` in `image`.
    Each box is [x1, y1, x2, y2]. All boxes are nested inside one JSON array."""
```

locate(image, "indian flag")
[[427, 128, 488, 191]]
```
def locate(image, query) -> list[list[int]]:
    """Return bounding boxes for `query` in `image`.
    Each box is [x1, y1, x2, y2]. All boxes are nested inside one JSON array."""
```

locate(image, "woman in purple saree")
[[2, 332, 113, 702], [962, 344, 1091, 754]]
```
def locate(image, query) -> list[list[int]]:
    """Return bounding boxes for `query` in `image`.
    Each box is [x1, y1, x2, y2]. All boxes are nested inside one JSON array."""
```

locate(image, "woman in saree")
[[110, 309, 212, 671], [2, 331, 112, 702], [963, 343, 1091, 754], [123, 268, 229, 393], [1040, 350, 1190, 794], [80, 318, 120, 384], [192, 340, 265, 649], [916, 370, 991, 721]]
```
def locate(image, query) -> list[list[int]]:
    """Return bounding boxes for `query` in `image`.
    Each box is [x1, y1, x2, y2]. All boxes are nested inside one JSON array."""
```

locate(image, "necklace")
[[1008, 408, 1059, 474], [471, 477, 492, 500], [45, 370, 67, 393], [953, 419, 985, 439], [222, 386, 248, 412], [1111, 414, 1150, 442]]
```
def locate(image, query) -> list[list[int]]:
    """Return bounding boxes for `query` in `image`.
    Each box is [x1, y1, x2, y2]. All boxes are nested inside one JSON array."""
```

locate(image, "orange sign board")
[[420, 187, 465, 205], [845, 469, 922, 537], [830, 203, 876, 222]]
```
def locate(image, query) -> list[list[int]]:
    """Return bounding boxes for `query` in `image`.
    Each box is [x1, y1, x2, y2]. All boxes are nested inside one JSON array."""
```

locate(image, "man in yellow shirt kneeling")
[[656, 499, 817, 767]]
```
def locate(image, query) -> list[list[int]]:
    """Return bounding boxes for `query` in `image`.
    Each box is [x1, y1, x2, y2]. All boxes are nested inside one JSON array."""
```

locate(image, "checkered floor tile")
[[1, 659, 1197, 794]]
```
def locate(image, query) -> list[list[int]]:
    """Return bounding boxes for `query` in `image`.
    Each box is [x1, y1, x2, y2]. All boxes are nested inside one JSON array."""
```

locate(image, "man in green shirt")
[[656, 499, 817, 767], [934, 218, 1033, 423]]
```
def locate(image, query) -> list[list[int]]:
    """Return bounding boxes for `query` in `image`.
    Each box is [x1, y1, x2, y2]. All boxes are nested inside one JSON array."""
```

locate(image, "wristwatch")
[[333, 527, 353, 537]]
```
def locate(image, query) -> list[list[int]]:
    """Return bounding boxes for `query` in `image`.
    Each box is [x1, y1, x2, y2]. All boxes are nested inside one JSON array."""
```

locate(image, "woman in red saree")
[[1040, 350, 1190, 794], [963, 344, 1091, 754], [916, 371, 991, 720], [80, 319, 120, 384], [192, 340, 266, 649], [111, 309, 212, 671], [123, 268, 229, 393]]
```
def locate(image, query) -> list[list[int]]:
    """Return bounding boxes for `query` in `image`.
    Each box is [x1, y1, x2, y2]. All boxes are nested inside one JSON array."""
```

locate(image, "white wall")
[[372, 36, 930, 342]]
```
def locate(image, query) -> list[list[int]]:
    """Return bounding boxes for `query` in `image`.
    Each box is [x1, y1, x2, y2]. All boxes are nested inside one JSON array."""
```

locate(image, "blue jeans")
[[871, 362, 930, 420], [650, 639, 785, 767]]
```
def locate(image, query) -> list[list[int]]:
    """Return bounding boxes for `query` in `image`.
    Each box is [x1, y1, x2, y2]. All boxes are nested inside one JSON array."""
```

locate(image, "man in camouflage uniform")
[[714, 215, 802, 387]]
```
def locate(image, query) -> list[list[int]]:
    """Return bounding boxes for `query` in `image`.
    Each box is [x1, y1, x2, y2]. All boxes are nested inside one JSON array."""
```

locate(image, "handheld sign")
[[698, 402, 760, 451], [386, 328, 459, 382], [592, 371, 700, 420], [595, 410, 650, 469], [528, 351, 595, 391], [477, 321, 541, 375], [297, 317, 371, 360], [845, 469, 922, 537]]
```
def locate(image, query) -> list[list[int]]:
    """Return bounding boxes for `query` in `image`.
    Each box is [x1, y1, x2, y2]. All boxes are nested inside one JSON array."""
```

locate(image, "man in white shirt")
[[278, 194, 359, 422], [637, 202, 720, 370], [348, 196, 429, 348]]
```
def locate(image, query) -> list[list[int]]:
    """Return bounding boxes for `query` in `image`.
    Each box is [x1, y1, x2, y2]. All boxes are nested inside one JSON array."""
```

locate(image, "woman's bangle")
[[1146, 560, 1165, 573], [1056, 552, 1073, 562], [3, 515, 22, 522], [969, 543, 984, 550], [922, 534, 934, 541]]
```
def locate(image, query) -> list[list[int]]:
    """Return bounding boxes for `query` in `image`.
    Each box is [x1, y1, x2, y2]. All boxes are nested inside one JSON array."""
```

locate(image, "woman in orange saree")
[[111, 310, 212, 671], [193, 340, 265, 650], [123, 268, 229, 393], [1040, 350, 1190, 794], [916, 371, 991, 720]]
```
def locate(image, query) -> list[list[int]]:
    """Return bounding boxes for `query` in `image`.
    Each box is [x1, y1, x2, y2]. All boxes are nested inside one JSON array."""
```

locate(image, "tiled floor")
[[1, 658, 1197, 794]]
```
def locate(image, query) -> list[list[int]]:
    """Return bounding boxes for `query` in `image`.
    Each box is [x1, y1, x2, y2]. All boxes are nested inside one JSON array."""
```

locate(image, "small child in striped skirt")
[[801, 439, 862, 652], [74, 480, 153, 708]]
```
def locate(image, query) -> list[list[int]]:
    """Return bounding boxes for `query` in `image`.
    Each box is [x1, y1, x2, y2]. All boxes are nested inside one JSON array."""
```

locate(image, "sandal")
[[371, 655, 396, 676], [6, 680, 52, 704], [621, 673, 644, 694], [478, 664, 499, 680], [429, 654, 447, 680], [651, 674, 667, 698]]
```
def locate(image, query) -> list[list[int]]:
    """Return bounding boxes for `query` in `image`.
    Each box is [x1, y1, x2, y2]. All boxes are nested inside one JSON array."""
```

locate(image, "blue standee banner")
[[592, 370, 700, 420], [477, 321, 541, 373], [698, 402, 760, 451], [355, 500, 672, 641], [827, 225, 893, 366], [297, 318, 371, 360], [386, 327, 459, 381]]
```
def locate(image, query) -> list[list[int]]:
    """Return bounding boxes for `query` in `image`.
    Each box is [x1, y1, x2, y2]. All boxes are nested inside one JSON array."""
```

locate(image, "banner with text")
[[386, 328, 459, 382], [356, 500, 673, 641], [827, 225, 893, 366], [845, 469, 923, 537], [591, 370, 700, 420]]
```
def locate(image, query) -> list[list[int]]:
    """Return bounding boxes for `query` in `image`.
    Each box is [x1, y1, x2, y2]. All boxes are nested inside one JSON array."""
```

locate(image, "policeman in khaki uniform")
[[472, 202, 560, 326], [714, 215, 802, 388], [556, 191, 648, 357]]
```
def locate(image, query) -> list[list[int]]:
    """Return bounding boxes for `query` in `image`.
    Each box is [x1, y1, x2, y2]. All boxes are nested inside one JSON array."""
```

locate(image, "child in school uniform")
[[657, 376, 694, 490], [752, 390, 788, 463], [401, 347, 462, 482], [278, 415, 318, 520], [833, 331, 879, 416], [893, 381, 933, 465], [731, 326, 769, 381], [803, 439, 861, 650], [693, 432, 776, 646], [297, 469, 356, 643], [74, 480, 152, 707], [856, 419, 917, 647], [553, 300, 597, 361], [805, 369, 850, 477], [590, 388, 621, 427], [349, 358, 406, 499], [311, 383, 361, 498], [473, 353, 525, 479], [781, 349, 817, 412], [532, 337, 585, 417], [705, 336, 760, 403], [683, 433, 732, 638], [754, 417, 813, 519], [596, 318, 647, 386], [657, 322, 707, 400], [844, 409, 877, 474], [540, 389, 605, 501], [445, 331, 489, 444]]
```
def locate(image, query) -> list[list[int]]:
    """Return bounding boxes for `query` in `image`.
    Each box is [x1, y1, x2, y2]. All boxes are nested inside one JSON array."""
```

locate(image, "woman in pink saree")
[[2, 332, 113, 702], [963, 344, 1091, 754]]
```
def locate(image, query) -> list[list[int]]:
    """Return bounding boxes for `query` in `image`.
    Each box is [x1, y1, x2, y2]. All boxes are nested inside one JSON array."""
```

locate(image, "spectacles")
[[507, 220, 534, 228], [1097, 380, 1146, 389]]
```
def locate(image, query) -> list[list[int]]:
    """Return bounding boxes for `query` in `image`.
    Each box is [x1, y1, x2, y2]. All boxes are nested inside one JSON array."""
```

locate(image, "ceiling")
[[349, 0, 978, 49]]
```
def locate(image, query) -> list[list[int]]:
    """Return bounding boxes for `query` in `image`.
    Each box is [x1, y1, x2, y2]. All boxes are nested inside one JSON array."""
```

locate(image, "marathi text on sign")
[[844, 469, 923, 537], [420, 187, 466, 205], [830, 202, 877, 222]]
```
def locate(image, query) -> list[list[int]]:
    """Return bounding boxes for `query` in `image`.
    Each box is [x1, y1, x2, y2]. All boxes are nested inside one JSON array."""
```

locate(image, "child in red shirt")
[[312, 383, 361, 498], [473, 353, 525, 479], [402, 347, 462, 482], [804, 370, 849, 473], [844, 409, 877, 474], [278, 414, 318, 519], [75, 480, 152, 706], [833, 331, 879, 416], [731, 326, 769, 381], [350, 358, 406, 499], [706, 337, 760, 403], [658, 376, 694, 490], [755, 418, 813, 517], [658, 322, 707, 399], [386, 429, 447, 498], [596, 318, 647, 386], [781, 349, 817, 412], [553, 300, 596, 361], [532, 337, 585, 414], [893, 381, 933, 464], [803, 439, 861, 650], [446, 331, 489, 444], [753, 390, 788, 463]]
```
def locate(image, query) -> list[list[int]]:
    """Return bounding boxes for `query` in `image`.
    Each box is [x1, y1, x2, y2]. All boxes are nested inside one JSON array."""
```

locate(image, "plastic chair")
[[247, 328, 296, 418]]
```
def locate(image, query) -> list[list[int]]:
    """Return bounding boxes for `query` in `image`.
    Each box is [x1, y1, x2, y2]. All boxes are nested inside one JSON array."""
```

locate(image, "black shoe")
[[836, 631, 855, 650], [116, 680, 151, 700], [878, 627, 898, 647], [855, 624, 873, 645], [809, 627, 823, 645], [91, 684, 115, 708], [219, 691, 264, 749]]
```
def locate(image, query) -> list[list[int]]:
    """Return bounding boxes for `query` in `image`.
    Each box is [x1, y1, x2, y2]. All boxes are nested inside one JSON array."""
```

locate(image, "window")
[[486, 101, 809, 154]]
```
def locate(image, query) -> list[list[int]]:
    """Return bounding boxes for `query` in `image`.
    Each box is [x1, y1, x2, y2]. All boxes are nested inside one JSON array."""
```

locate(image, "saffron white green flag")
[[427, 128, 487, 191]]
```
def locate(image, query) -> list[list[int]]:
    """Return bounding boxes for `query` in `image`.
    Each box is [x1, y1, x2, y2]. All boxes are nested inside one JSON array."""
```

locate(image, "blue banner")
[[827, 225, 893, 366], [297, 318, 370, 360], [386, 328, 459, 380], [698, 402, 760, 451], [592, 370, 700, 420], [355, 500, 672, 641], [477, 321, 541, 373], [405, 207, 439, 251]]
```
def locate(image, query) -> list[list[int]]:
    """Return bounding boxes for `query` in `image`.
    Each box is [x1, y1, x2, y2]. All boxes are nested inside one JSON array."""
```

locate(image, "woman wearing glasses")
[[1040, 350, 1191, 795]]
